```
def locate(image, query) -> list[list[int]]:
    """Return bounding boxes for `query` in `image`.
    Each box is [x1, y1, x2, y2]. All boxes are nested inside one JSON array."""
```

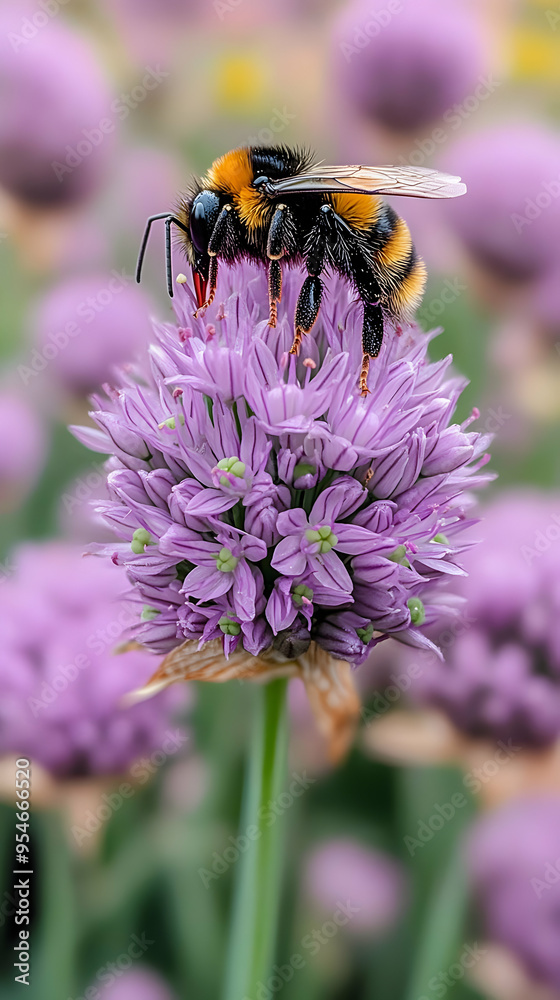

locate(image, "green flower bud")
[[291, 583, 314, 607], [432, 533, 449, 545], [131, 528, 153, 554], [293, 462, 315, 479], [218, 616, 241, 636], [141, 606, 160, 621], [159, 414, 185, 430], [388, 544, 410, 568], [216, 456, 247, 487], [214, 547, 239, 573], [407, 597, 426, 626], [356, 623, 375, 644], [305, 525, 338, 554]]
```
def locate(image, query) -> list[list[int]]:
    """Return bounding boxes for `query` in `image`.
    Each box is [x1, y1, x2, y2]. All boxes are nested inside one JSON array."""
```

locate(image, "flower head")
[[0, 543, 186, 778], [468, 796, 560, 990], [73, 263, 490, 758], [0, 10, 113, 207], [33, 275, 154, 397], [443, 125, 560, 283], [332, 0, 486, 133], [410, 491, 560, 748], [0, 386, 47, 511], [304, 837, 408, 936]]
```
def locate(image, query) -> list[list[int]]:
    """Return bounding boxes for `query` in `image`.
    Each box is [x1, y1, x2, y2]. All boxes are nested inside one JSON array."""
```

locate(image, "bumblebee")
[[136, 145, 466, 394]]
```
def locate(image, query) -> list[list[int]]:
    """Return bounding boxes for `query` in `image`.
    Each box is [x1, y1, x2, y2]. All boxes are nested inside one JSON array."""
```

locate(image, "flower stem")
[[222, 678, 289, 1000]]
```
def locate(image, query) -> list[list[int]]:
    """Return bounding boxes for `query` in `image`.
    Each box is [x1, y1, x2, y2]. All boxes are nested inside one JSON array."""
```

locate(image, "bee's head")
[[180, 189, 220, 306]]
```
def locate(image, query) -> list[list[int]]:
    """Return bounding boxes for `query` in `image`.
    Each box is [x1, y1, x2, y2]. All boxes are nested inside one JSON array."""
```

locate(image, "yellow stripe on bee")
[[377, 216, 413, 269], [205, 148, 253, 194], [328, 193, 381, 230], [236, 187, 272, 231], [390, 259, 427, 316]]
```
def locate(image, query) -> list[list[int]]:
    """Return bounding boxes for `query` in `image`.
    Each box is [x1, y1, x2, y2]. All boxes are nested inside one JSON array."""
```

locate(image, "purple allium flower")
[[304, 837, 408, 935], [32, 274, 153, 396], [0, 542, 186, 778], [410, 492, 560, 748], [72, 262, 490, 678], [0, 386, 47, 510], [102, 967, 178, 1000], [443, 126, 560, 283], [332, 0, 486, 133], [0, 9, 113, 207], [467, 796, 560, 990]]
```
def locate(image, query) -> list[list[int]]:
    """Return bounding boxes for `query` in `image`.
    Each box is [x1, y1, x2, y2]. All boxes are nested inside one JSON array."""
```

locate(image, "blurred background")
[[1, 0, 560, 997]]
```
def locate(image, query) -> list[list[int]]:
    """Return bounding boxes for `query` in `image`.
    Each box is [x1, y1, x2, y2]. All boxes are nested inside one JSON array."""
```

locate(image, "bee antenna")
[[136, 213, 190, 298]]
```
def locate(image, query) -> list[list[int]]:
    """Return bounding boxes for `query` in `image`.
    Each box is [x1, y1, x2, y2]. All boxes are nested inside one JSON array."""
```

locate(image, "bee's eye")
[[189, 190, 221, 254]]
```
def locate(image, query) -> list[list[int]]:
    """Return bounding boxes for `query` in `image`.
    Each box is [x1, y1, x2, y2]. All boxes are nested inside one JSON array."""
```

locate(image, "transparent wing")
[[267, 164, 466, 199]]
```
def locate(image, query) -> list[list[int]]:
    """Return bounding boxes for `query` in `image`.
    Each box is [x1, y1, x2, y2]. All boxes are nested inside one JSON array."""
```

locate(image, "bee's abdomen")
[[371, 205, 427, 319]]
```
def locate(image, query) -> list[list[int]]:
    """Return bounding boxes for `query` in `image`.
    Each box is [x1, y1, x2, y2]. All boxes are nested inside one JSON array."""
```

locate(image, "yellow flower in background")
[[213, 51, 270, 114], [511, 25, 560, 81]]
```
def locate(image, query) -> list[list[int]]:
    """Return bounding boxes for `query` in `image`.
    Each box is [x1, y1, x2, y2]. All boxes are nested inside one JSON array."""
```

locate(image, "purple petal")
[[184, 488, 238, 516], [181, 565, 232, 601], [271, 535, 307, 576]]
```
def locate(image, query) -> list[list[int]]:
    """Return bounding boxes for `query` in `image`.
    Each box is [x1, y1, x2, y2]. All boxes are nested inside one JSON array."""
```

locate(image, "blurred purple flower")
[[32, 274, 154, 395], [411, 492, 560, 747], [332, 0, 486, 133], [468, 796, 560, 990], [443, 125, 560, 282], [0, 543, 186, 778], [0, 10, 114, 207], [0, 387, 47, 509], [72, 262, 490, 669], [304, 837, 408, 935], [103, 967, 178, 1000]]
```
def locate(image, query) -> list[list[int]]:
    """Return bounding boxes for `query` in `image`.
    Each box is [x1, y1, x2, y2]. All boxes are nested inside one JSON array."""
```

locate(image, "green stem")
[[222, 678, 289, 1000]]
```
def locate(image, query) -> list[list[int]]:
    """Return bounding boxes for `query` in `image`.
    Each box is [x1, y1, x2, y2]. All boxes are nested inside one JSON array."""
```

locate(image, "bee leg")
[[360, 302, 384, 396], [290, 206, 330, 354], [291, 276, 323, 355], [193, 204, 236, 317], [267, 204, 294, 325], [268, 259, 282, 327]]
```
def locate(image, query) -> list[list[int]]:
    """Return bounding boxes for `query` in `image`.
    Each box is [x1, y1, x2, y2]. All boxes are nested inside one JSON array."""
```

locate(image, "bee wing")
[[267, 164, 466, 199]]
